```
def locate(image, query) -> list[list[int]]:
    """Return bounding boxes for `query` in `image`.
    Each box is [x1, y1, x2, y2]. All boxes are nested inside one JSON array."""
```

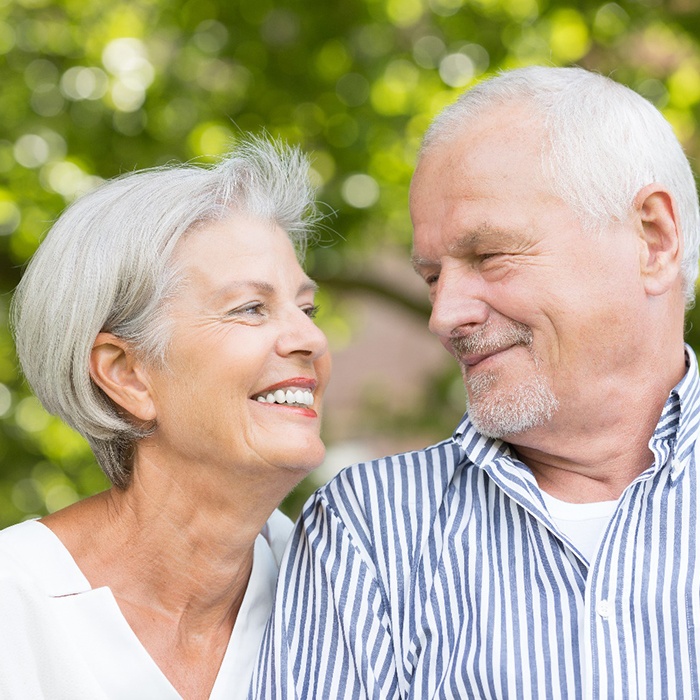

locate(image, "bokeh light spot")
[[0, 20, 15, 54], [336, 73, 370, 107], [439, 53, 475, 88], [0, 384, 12, 416], [15, 396, 50, 433], [549, 9, 591, 63], [413, 35, 446, 69], [42, 161, 102, 200], [14, 134, 50, 168], [593, 3, 629, 42], [668, 63, 700, 109], [193, 20, 229, 53], [45, 484, 79, 513], [428, 0, 464, 17], [0, 199, 20, 236], [60, 66, 109, 101], [188, 123, 235, 158], [386, 0, 424, 27], [342, 174, 380, 208], [11, 478, 43, 514]]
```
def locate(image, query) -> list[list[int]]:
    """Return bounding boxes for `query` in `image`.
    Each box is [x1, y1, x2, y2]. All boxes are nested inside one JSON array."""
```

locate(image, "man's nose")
[[428, 264, 489, 338]]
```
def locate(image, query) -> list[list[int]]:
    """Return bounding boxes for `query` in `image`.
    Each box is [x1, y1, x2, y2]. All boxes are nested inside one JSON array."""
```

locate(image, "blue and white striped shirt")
[[252, 350, 700, 699]]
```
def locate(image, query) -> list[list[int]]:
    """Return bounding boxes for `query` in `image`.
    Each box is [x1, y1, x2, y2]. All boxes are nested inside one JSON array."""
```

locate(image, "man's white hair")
[[11, 136, 319, 488], [422, 65, 700, 307]]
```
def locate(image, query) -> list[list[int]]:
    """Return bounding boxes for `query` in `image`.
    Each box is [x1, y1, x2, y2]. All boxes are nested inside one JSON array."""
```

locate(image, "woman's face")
[[142, 214, 330, 481]]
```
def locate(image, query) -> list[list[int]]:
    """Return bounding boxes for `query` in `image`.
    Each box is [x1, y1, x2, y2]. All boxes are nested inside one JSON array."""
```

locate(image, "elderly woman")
[[0, 136, 330, 699]]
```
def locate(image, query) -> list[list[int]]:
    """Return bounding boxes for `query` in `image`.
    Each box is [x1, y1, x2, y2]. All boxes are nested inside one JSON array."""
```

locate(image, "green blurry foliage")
[[2, 0, 700, 524]]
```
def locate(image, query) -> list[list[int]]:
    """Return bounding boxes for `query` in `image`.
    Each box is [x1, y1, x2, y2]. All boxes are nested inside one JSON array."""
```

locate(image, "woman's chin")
[[274, 440, 326, 477]]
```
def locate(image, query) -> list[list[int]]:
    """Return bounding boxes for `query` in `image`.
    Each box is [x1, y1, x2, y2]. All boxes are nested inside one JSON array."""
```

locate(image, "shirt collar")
[[453, 413, 511, 466], [452, 343, 700, 480], [658, 344, 700, 478]]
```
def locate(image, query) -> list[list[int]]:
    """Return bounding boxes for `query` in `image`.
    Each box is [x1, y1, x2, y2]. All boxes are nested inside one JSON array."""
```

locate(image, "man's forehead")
[[415, 104, 545, 174]]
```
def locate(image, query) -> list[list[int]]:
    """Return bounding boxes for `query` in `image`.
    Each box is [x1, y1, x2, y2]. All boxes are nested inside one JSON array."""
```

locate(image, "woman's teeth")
[[256, 389, 314, 406]]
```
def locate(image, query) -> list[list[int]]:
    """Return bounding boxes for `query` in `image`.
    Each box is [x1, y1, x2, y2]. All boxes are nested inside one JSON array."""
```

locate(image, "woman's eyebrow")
[[209, 279, 318, 304], [299, 279, 319, 295], [208, 280, 275, 304]]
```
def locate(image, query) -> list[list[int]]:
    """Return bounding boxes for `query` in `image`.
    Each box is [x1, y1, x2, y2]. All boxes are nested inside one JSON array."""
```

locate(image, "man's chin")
[[466, 381, 559, 439]]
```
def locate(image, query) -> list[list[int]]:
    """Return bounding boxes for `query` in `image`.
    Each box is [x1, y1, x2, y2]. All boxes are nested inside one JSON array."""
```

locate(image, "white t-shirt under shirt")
[[540, 489, 619, 562], [0, 511, 292, 699]]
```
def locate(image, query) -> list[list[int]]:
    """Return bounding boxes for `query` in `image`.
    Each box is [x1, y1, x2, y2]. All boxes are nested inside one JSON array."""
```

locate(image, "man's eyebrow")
[[411, 225, 520, 270], [410, 252, 435, 271], [448, 225, 520, 254]]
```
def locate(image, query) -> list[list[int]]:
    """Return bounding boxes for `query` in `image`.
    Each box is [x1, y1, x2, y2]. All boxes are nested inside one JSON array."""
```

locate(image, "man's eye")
[[425, 273, 439, 286], [303, 304, 320, 319]]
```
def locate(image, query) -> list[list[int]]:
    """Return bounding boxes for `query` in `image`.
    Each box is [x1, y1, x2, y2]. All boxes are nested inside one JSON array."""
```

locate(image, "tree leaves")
[[2, 0, 700, 522]]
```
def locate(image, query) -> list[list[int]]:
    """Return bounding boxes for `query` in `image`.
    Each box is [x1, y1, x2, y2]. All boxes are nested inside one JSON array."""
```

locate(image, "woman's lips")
[[251, 378, 319, 415]]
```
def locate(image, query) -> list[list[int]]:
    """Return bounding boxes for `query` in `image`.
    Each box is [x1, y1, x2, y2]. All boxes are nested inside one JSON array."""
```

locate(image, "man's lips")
[[460, 345, 514, 368]]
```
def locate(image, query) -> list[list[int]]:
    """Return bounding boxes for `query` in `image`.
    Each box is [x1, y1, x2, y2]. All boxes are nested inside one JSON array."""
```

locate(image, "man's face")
[[410, 107, 647, 442]]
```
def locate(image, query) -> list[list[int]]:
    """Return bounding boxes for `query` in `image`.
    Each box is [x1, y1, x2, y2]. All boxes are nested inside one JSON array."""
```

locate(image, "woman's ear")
[[634, 184, 683, 297], [90, 333, 157, 422]]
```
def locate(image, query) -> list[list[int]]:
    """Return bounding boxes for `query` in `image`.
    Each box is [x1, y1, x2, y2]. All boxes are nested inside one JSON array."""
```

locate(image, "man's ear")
[[90, 333, 157, 422], [634, 184, 683, 297]]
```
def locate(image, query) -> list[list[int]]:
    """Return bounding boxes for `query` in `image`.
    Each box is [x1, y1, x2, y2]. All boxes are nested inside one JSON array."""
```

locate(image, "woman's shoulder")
[[0, 519, 90, 595], [0, 520, 47, 577], [0, 521, 111, 699], [0, 522, 57, 621]]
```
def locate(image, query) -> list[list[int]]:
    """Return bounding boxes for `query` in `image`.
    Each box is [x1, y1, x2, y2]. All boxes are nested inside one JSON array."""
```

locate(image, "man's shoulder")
[[305, 435, 470, 538], [329, 434, 459, 489]]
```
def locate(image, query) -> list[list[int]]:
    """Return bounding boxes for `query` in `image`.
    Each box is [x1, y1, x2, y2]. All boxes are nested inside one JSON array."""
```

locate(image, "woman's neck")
[[40, 448, 297, 699]]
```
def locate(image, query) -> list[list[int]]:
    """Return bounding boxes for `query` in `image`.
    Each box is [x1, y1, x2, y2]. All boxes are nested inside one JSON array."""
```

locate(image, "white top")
[[0, 510, 292, 700], [540, 489, 618, 562]]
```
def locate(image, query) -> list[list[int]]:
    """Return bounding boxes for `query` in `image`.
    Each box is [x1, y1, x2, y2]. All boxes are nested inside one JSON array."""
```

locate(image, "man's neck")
[[514, 439, 654, 502], [507, 346, 688, 503]]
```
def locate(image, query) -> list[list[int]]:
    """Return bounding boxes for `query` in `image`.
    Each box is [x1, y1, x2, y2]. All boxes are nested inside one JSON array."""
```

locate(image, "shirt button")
[[596, 599, 611, 619]]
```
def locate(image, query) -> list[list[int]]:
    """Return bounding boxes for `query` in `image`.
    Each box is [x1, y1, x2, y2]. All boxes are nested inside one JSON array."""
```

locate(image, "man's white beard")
[[450, 319, 559, 438], [464, 367, 558, 438]]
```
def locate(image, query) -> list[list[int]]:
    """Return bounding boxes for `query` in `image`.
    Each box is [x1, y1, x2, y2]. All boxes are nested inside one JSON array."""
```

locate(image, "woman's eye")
[[303, 304, 320, 319], [228, 302, 265, 317]]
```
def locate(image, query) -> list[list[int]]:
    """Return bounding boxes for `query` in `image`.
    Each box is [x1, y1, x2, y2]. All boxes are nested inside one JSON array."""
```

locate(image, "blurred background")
[[1, 0, 700, 525]]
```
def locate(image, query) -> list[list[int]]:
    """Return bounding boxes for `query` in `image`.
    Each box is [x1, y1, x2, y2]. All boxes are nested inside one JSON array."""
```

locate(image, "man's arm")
[[249, 490, 401, 699]]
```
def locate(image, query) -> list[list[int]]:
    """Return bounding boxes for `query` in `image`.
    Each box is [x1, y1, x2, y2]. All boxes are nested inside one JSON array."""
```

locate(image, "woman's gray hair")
[[11, 135, 319, 488], [422, 65, 700, 307]]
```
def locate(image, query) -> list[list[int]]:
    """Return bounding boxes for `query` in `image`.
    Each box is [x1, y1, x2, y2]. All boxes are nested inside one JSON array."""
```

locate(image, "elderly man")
[[251, 66, 700, 698]]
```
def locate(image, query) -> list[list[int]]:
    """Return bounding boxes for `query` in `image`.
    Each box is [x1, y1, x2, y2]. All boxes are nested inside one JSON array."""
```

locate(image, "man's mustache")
[[449, 320, 533, 358]]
